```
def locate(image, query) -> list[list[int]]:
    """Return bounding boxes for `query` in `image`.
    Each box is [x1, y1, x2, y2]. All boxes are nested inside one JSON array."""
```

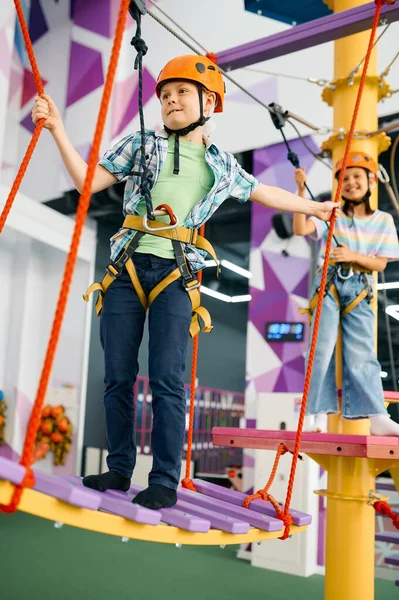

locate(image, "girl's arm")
[[333, 244, 387, 272], [292, 168, 317, 236]]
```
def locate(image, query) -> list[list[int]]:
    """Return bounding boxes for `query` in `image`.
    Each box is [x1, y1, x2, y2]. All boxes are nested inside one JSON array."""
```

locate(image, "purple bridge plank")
[[0, 457, 25, 485], [33, 470, 101, 510], [376, 532, 399, 544], [107, 488, 210, 532], [376, 482, 397, 492], [124, 485, 248, 534], [193, 479, 312, 527], [176, 485, 282, 532], [64, 477, 160, 526], [217, 2, 399, 70], [385, 555, 399, 566]]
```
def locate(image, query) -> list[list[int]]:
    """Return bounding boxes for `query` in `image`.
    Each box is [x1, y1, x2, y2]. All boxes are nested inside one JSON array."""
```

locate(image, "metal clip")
[[142, 213, 179, 232], [337, 264, 354, 280], [378, 164, 390, 183]]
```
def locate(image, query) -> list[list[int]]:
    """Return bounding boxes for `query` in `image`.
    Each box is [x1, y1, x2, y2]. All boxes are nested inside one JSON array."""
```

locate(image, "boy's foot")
[[132, 484, 177, 510], [305, 413, 328, 433], [370, 415, 399, 437], [82, 471, 131, 492]]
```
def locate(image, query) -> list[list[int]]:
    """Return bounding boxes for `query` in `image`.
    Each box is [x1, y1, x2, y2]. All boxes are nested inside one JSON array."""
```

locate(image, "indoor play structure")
[[0, 1, 398, 599]]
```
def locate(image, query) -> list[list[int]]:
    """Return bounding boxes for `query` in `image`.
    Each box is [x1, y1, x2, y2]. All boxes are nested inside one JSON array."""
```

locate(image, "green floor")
[[0, 512, 396, 600]]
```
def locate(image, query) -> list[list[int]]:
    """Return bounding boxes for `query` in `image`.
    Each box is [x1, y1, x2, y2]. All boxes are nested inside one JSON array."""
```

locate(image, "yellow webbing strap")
[[341, 289, 368, 318], [83, 273, 116, 316], [122, 215, 220, 267], [328, 259, 371, 274], [147, 268, 181, 306], [125, 259, 148, 310], [123, 215, 198, 245]]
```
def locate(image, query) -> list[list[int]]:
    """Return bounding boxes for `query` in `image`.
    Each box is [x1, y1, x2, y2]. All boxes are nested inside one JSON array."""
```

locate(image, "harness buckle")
[[106, 264, 120, 279], [337, 264, 354, 280], [183, 279, 201, 292]]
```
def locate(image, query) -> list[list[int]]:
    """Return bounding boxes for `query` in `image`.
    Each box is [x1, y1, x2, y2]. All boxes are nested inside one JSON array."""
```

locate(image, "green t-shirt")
[[135, 136, 214, 259]]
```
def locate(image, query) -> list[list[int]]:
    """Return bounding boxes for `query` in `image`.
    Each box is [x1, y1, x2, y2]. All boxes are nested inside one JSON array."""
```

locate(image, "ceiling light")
[[385, 305, 399, 321], [200, 286, 252, 303], [377, 282, 399, 290], [204, 259, 252, 279], [380, 371, 388, 378]]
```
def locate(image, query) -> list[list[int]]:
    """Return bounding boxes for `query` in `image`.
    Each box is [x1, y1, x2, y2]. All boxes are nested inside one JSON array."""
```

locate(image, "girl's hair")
[[342, 195, 374, 216]]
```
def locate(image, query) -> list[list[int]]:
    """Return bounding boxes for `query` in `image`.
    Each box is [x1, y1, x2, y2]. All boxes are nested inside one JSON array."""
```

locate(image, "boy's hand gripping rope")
[[0, 0, 131, 514], [0, 0, 45, 235]]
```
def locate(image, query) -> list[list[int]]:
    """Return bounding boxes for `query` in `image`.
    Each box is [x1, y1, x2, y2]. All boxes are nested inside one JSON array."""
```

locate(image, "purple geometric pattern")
[[246, 136, 317, 396], [66, 42, 104, 107], [28, 0, 48, 44], [71, 0, 113, 39], [111, 68, 157, 138], [228, 78, 277, 106]]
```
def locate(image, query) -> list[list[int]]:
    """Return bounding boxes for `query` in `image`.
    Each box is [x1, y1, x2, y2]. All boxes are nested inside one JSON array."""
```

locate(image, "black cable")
[[130, 5, 155, 220], [380, 271, 398, 399], [277, 123, 340, 247]]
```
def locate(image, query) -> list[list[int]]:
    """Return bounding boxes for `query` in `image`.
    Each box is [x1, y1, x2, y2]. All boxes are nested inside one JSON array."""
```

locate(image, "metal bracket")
[[128, 0, 147, 19]]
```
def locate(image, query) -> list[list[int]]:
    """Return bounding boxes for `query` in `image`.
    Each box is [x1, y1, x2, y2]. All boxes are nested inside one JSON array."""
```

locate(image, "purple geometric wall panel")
[[66, 42, 104, 107], [228, 78, 277, 106], [71, 0, 113, 39], [28, 0, 48, 44], [247, 136, 317, 393], [112, 69, 157, 138]]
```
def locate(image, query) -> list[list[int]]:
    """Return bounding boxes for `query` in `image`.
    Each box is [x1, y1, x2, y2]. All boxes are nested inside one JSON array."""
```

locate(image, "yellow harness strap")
[[122, 215, 198, 245], [327, 259, 371, 274]]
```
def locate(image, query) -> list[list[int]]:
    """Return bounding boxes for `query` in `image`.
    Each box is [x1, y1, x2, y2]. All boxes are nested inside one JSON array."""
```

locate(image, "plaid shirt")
[[99, 129, 260, 271]]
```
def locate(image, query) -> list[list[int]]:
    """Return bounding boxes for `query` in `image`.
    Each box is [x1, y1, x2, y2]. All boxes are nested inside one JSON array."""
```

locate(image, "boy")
[[33, 55, 339, 509]]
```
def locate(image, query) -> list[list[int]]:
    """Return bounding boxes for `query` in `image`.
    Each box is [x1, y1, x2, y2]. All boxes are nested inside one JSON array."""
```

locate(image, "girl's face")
[[342, 167, 370, 201], [159, 80, 214, 130]]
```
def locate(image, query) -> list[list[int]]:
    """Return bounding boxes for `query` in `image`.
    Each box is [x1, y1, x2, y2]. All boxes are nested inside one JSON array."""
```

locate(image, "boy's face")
[[159, 80, 214, 130], [342, 167, 370, 201]]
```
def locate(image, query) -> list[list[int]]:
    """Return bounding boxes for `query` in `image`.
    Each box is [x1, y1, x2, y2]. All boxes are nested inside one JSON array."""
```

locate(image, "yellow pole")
[[319, 1, 392, 599]]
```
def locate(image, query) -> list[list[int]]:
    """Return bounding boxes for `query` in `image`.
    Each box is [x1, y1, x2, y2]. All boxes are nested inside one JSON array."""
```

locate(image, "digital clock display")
[[265, 322, 304, 342]]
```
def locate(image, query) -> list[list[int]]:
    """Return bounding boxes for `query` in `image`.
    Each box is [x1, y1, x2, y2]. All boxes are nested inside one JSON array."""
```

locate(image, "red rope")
[[272, 0, 384, 540], [0, 0, 131, 514], [181, 224, 206, 491], [373, 500, 399, 529], [0, 0, 46, 234]]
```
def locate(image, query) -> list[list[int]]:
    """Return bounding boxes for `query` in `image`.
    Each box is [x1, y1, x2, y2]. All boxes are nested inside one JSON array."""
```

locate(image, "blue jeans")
[[306, 267, 387, 419], [99, 253, 192, 489]]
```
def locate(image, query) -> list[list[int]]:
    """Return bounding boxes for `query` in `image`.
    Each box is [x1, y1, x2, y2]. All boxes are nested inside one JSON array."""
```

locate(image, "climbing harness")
[[300, 261, 373, 325], [83, 208, 220, 338]]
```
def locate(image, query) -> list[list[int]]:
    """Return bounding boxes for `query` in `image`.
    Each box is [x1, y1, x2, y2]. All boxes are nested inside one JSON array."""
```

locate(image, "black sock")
[[82, 471, 131, 492], [132, 484, 177, 510]]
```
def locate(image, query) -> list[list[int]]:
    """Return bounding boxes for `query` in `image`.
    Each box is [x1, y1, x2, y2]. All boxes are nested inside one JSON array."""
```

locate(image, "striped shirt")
[[310, 210, 399, 261], [99, 129, 260, 271]]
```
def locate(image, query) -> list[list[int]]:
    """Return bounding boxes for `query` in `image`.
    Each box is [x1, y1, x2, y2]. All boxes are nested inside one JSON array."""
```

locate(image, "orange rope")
[[244, 0, 386, 539], [181, 224, 206, 491], [0, 0, 131, 514], [373, 500, 399, 529], [0, 0, 46, 235], [277, 0, 385, 540]]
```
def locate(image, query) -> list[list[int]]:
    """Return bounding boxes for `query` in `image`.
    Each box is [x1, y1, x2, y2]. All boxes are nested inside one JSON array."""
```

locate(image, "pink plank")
[[385, 555, 399, 566], [375, 532, 399, 544], [193, 479, 312, 526], [212, 428, 399, 446], [385, 391, 399, 402], [176, 487, 283, 532], [108, 487, 211, 532]]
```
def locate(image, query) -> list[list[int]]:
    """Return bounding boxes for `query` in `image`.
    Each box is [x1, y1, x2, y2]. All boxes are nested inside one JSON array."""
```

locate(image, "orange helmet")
[[156, 55, 225, 113], [334, 152, 378, 178]]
